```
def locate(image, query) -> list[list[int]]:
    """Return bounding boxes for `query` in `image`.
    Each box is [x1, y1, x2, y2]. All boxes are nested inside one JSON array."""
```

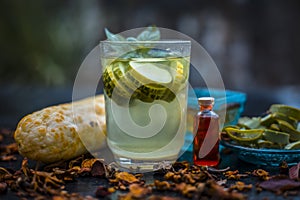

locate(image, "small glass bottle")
[[193, 97, 220, 167]]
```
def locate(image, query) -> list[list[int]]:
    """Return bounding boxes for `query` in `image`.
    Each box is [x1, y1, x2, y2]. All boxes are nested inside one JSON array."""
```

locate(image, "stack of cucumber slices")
[[103, 58, 188, 105]]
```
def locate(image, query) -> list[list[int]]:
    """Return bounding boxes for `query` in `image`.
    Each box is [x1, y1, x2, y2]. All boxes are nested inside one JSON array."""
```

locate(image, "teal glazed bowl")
[[188, 88, 247, 126], [182, 88, 247, 153], [220, 140, 300, 166]]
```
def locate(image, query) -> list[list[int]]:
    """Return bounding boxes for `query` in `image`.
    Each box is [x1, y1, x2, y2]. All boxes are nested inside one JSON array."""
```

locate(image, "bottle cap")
[[197, 97, 215, 106]]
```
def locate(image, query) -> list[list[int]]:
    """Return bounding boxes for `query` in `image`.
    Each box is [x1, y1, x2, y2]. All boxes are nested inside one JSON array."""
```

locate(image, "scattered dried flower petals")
[[2, 127, 297, 199], [0, 153, 107, 199]]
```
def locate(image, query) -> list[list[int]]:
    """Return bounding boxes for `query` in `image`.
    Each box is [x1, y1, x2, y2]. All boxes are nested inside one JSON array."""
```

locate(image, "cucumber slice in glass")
[[103, 65, 132, 105], [129, 61, 172, 85], [128, 61, 175, 102], [169, 60, 188, 93]]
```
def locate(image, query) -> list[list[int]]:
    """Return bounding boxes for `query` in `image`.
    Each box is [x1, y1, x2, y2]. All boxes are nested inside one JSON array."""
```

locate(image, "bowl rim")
[[220, 139, 300, 154]]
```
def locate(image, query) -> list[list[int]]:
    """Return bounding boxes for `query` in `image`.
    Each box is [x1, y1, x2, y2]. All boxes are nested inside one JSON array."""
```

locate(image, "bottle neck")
[[200, 104, 213, 112]]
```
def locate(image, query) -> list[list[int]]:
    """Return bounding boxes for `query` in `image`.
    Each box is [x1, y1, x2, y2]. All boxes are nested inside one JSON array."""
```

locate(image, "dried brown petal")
[[21, 158, 31, 178], [289, 162, 300, 180], [154, 180, 171, 190], [135, 173, 143, 179], [95, 186, 111, 198], [217, 179, 227, 186], [172, 161, 189, 170], [44, 160, 68, 171], [279, 161, 289, 175], [229, 181, 252, 192], [182, 174, 195, 184], [108, 187, 116, 193], [0, 128, 12, 136], [283, 190, 299, 196], [0, 182, 8, 194], [174, 182, 196, 198], [191, 172, 208, 182], [164, 172, 174, 180], [0, 155, 17, 161], [52, 168, 77, 182], [252, 169, 270, 180], [224, 170, 239, 177], [174, 182, 186, 191], [181, 184, 196, 198], [129, 183, 151, 198], [81, 158, 97, 168], [0, 167, 12, 177], [119, 184, 127, 190], [5, 143, 18, 154], [68, 154, 85, 169], [53, 196, 65, 200], [115, 172, 139, 184], [172, 174, 182, 183], [91, 160, 106, 177], [224, 170, 247, 180], [258, 176, 300, 194], [79, 167, 91, 176], [118, 184, 151, 200], [203, 180, 245, 200], [208, 166, 230, 173], [148, 195, 181, 200]]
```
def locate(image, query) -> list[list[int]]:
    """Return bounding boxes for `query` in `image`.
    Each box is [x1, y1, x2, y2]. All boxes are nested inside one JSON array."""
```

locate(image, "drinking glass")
[[100, 40, 191, 172]]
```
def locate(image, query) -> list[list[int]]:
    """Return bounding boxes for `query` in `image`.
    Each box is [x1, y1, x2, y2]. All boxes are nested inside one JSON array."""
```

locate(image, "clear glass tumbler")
[[100, 40, 191, 172]]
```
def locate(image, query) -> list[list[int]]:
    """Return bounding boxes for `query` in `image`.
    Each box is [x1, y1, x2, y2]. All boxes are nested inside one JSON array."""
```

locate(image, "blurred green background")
[[1, 0, 300, 127]]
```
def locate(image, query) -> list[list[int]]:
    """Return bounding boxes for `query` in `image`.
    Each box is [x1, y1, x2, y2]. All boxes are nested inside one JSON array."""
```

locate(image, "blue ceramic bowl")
[[188, 88, 247, 126], [182, 88, 247, 153], [220, 140, 300, 166]]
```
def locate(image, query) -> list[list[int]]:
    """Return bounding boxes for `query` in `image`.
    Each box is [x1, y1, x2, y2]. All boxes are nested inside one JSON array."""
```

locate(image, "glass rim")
[[100, 40, 191, 45]]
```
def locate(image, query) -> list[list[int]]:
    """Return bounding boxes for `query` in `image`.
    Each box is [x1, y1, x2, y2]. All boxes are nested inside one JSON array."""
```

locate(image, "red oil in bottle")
[[193, 97, 220, 167]]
